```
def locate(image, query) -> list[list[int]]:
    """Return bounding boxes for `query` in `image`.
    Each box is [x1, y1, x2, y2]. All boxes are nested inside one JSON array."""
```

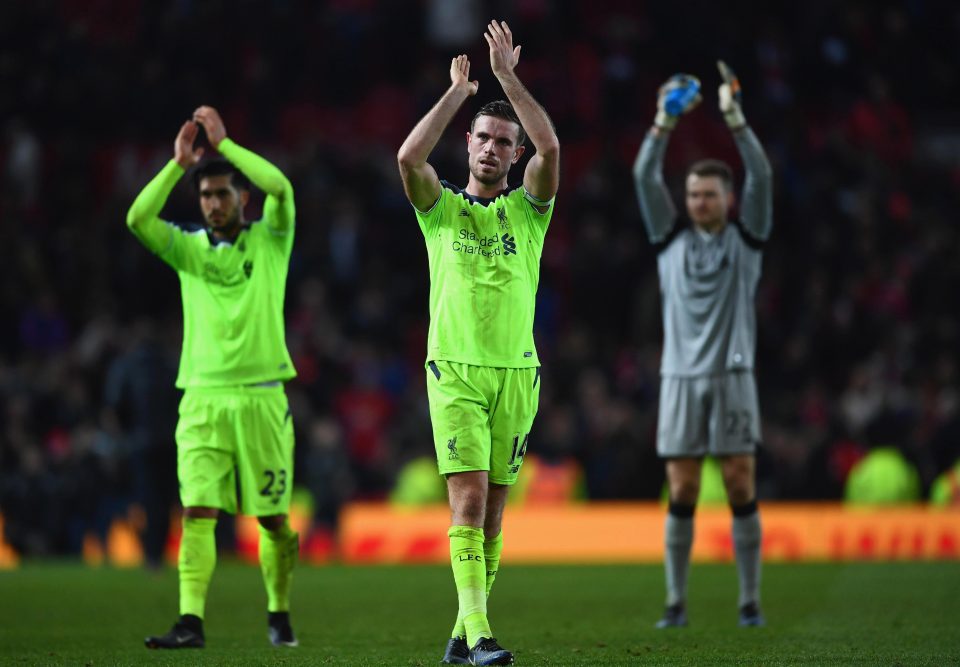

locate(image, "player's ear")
[[512, 145, 526, 163], [239, 189, 250, 207], [466, 131, 472, 152], [725, 189, 736, 211]]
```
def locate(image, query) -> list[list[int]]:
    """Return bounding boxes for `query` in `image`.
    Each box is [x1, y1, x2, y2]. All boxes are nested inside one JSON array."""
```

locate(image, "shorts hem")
[[241, 504, 291, 517], [179, 498, 236, 513], [439, 465, 491, 477], [657, 449, 757, 459], [658, 452, 707, 460]]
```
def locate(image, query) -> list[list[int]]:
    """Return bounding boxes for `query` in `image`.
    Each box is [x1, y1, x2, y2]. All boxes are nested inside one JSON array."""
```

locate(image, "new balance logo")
[[447, 437, 460, 460], [459, 209, 470, 217], [502, 234, 517, 255]]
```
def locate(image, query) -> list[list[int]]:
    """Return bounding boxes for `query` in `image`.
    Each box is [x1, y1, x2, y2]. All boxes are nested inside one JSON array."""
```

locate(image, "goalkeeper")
[[633, 63, 773, 628], [128, 107, 300, 649]]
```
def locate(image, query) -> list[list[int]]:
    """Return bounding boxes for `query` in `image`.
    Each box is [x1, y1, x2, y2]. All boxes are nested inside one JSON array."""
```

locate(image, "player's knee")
[[451, 491, 486, 527], [483, 514, 503, 539], [669, 480, 700, 505], [721, 462, 754, 504], [726, 485, 754, 506], [723, 474, 754, 505]]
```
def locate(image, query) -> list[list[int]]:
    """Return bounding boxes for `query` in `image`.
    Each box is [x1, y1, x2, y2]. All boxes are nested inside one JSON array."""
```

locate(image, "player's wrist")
[[448, 81, 473, 98], [723, 107, 746, 130], [654, 110, 678, 131], [493, 68, 518, 85]]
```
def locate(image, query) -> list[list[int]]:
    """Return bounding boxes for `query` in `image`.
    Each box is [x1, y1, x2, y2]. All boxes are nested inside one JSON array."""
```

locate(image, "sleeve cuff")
[[164, 159, 186, 177], [522, 188, 555, 208]]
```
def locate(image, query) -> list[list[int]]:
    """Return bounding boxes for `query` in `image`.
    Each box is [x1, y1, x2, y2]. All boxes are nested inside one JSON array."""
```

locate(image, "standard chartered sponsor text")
[[452, 228, 504, 256]]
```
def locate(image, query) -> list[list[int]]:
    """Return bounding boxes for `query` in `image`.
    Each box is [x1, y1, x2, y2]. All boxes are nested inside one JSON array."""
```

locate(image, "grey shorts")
[[656, 371, 761, 458]]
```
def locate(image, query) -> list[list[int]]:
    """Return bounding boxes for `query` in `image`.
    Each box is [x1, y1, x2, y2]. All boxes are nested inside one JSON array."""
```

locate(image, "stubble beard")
[[470, 160, 509, 187], [206, 209, 242, 235]]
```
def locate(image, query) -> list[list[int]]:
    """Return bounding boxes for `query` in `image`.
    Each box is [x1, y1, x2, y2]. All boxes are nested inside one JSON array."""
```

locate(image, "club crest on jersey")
[[447, 437, 460, 460], [497, 207, 509, 230]]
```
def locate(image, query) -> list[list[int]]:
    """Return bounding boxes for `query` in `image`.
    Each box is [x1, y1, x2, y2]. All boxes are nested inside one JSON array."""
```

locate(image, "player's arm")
[[633, 73, 702, 245], [717, 61, 773, 241], [126, 120, 202, 253], [397, 56, 477, 212], [632, 128, 677, 244], [485, 20, 559, 208], [193, 106, 295, 234]]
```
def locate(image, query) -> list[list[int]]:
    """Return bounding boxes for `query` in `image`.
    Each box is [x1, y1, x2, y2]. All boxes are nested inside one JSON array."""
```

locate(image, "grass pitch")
[[1, 561, 958, 665]]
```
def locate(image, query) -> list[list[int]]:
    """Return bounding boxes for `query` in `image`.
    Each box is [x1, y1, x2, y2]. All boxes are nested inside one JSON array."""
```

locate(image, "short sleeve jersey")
[[153, 217, 296, 388], [415, 181, 553, 368]]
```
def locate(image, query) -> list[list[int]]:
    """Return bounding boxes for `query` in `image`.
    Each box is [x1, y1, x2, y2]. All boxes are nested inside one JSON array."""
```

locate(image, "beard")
[[470, 159, 509, 186], [205, 209, 242, 235], [690, 212, 726, 232]]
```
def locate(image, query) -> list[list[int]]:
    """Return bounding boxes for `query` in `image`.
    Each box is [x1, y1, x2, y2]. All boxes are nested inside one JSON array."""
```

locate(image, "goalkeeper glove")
[[655, 74, 702, 130], [717, 60, 746, 129]]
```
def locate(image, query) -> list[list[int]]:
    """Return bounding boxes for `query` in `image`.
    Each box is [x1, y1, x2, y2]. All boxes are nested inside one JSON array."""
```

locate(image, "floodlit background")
[[1, 1, 959, 566]]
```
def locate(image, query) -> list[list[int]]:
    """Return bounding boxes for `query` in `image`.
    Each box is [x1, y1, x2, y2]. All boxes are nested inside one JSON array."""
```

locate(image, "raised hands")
[[174, 121, 204, 170], [173, 106, 229, 169], [485, 20, 521, 78], [655, 75, 702, 131], [717, 60, 746, 129], [450, 54, 478, 96], [193, 105, 228, 147]]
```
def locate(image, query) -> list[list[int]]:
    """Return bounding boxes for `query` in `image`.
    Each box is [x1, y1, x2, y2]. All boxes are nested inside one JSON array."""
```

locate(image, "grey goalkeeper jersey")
[[633, 127, 773, 377]]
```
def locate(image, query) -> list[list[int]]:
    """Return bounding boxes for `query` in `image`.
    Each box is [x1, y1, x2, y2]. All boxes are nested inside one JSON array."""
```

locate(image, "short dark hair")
[[686, 159, 733, 191], [192, 158, 250, 191], [470, 100, 526, 147]]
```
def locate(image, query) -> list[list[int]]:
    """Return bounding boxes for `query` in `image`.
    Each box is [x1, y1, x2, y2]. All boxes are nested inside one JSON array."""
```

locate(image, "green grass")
[[1, 561, 958, 665]]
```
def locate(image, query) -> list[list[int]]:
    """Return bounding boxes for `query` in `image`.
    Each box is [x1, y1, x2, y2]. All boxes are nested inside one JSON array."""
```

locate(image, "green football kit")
[[130, 139, 300, 631], [416, 178, 555, 649], [415, 180, 554, 485], [127, 138, 296, 516]]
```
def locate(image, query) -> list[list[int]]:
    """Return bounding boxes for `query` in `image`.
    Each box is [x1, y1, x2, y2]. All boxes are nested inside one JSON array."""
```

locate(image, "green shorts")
[[425, 360, 541, 485], [176, 383, 294, 516]]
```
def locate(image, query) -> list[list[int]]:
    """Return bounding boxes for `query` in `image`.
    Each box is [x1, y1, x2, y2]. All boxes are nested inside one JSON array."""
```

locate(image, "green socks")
[[259, 521, 299, 612], [178, 517, 217, 619], [177, 517, 298, 620], [449, 526, 492, 646], [484, 531, 503, 596], [451, 530, 503, 642]]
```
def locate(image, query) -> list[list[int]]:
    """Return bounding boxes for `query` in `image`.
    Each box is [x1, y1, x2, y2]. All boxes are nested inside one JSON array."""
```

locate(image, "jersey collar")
[[441, 179, 517, 206]]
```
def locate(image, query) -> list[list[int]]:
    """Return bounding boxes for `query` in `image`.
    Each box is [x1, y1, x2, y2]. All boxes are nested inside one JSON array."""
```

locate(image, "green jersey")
[[415, 181, 554, 368], [126, 139, 296, 388]]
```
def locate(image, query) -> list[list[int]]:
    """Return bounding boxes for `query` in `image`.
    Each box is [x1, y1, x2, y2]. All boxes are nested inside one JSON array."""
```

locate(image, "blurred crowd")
[[2, 1, 959, 556]]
